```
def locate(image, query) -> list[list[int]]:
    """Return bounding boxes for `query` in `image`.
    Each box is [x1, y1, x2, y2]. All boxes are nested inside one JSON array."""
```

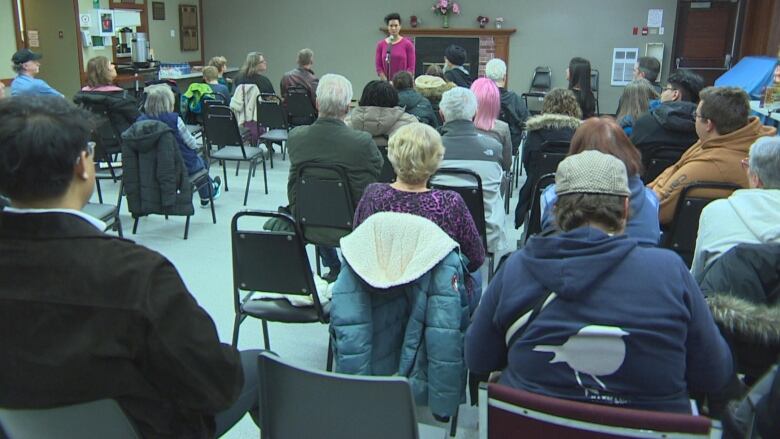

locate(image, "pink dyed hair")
[[471, 77, 500, 131]]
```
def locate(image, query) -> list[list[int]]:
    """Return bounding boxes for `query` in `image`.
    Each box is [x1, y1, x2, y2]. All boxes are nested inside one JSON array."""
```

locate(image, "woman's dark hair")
[[554, 193, 627, 233], [392, 71, 414, 91], [384, 13, 401, 24], [359, 80, 399, 107], [569, 117, 643, 176], [568, 57, 592, 94], [0, 96, 94, 201]]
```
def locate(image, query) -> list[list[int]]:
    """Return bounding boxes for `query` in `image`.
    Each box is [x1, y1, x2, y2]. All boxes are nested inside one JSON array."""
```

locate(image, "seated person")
[[540, 117, 660, 246], [630, 70, 704, 157], [208, 55, 232, 92], [346, 80, 417, 147], [515, 88, 581, 228], [9, 48, 63, 97], [443, 45, 473, 88], [471, 78, 513, 176], [648, 86, 777, 225], [280, 48, 319, 108], [203, 65, 230, 99], [634, 56, 662, 93], [286, 74, 383, 282], [438, 87, 508, 254], [616, 78, 658, 136], [234, 51, 275, 95], [354, 122, 485, 273], [137, 84, 221, 207], [73, 56, 140, 148], [414, 73, 455, 125], [392, 71, 438, 128], [0, 96, 258, 438], [567, 57, 596, 119], [485, 58, 529, 152], [691, 136, 780, 278], [466, 150, 735, 413]]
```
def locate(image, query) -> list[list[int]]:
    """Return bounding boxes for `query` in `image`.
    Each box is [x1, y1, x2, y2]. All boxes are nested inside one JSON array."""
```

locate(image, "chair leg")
[[115, 215, 123, 238], [96, 179, 104, 203], [231, 315, 242, 347], [449, 406, 459, 437], [183, 215, 190, 240], [209, 190, 216, 224], [235, 161, 240, 176], [261, 319, 271, 350], [243, 161, 253, 206], [326, 337, 334, 372], [222, 160, 229, 192], [267, 141, 274, 169], [132, 217, 139, 234], [315, 246, 322, 277], [261, 159, 268, 194], [281, 141, 287, 161]]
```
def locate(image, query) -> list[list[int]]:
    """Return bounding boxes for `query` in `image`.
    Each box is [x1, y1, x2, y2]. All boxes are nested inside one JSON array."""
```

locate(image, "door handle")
[[676, 57, 681, 69]]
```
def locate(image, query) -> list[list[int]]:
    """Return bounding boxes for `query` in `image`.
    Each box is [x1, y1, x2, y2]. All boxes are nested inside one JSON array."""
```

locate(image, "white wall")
[[1, 0, 18, 79], [147, 0, 202, 63]]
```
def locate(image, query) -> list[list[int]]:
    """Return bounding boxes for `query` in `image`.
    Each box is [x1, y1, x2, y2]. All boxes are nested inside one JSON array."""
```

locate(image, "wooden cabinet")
[[179, 5, 198, 51]]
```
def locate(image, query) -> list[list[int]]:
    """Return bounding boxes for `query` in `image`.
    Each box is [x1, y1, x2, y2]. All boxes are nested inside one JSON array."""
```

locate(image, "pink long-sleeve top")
[[375, 37, 416, 79]]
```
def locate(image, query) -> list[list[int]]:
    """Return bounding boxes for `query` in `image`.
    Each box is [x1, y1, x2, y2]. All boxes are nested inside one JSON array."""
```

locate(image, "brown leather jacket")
[[280, 66, 318, 107]]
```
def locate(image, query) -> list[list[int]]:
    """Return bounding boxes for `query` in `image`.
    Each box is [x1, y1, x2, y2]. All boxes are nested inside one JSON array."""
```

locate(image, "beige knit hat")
[[414, 74, 446, 90], [555, 150, 630, 197]]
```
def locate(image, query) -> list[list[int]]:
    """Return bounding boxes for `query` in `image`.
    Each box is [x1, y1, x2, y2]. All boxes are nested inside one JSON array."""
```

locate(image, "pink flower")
[[438, 0, 447, 8], [452, 2, 460, 14]]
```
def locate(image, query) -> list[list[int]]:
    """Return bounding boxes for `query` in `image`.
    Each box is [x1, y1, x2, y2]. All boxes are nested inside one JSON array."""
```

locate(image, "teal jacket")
[[329, 212, 469, 418]]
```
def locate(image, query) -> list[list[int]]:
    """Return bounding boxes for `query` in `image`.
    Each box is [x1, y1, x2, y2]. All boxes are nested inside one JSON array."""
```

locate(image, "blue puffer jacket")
[[330, 212, 470, 418]]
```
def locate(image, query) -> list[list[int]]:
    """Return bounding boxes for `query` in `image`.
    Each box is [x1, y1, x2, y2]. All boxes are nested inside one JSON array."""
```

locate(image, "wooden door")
[[672, 0, 742, 86]]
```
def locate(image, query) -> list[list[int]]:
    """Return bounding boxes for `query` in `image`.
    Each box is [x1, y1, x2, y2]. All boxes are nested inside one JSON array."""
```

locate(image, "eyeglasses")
[[740, 157, 750, 170]]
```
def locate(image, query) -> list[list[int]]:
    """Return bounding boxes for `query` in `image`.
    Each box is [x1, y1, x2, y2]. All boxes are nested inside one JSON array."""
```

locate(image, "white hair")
[[485, 58, 507, 83], [439, 87, 477, 122], [749, 136, 780, 189], [143, 84, 175, 116], [316, 74, 353, 118]]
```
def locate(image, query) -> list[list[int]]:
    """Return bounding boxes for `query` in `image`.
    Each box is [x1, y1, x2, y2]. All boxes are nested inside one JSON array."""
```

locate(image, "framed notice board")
[[179, 4, 198, 51]]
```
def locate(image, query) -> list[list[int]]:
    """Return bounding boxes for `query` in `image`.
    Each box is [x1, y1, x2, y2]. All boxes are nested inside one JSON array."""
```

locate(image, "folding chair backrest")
[[295, 163, 356, 235], [530, 66, 552, 93], [375, 137, 396, 183], [430, 168, 488, 251], [203, 104, 245, 149], [0, 399, 140, 439], [481, 383, 713, 439], [231, 211, 319, 299], [591, 69, 600, 93], [257, 95, 287, 131], [286, 86, 317, 126], [258, 352, 419, 439], [528, 141, 569, 177], [523, 173, 556, 244], [662, 182, 740, 267], [642, 146, 685, 183]]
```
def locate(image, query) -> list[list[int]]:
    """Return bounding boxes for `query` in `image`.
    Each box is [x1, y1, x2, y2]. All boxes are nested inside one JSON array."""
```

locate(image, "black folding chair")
[[661, 181, 740, 267], [294, 163, 356, 276], [0, 399, 140, 439], [257, 94, 289, 168], [522, 66, 552, 116], [375, 136, 396, 183], [203, 104, 267, 206], [82, 179, 124, 237], [591, 69, 600, 116], [231, 210, 332, 369], [286, 86, 317, 128], [642, 146, 686, 183], [521, 172, 557, 245], [430, 168, 494, 281], [528, 140, 569, 176]]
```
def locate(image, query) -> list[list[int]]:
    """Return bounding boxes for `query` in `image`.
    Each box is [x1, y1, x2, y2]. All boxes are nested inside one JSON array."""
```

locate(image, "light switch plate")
[[170, 29, 175, 37]]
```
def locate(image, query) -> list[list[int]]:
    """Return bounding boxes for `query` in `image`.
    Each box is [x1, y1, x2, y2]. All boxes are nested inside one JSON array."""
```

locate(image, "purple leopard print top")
[[354, 183, 486, 272]]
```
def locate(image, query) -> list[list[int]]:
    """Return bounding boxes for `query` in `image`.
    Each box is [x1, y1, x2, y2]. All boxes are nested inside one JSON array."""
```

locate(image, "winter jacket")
[[330, 212, 470, 418], [477, 119, 513, 174], [692, 189, 780, 278], [515, 113, 580, 228], [121, 120, 194, 217], [233, 72, 275, 95], [701, 243, 780, 380], [398, 89, 438, 128], [230, 84, 261, 126], [466, 226, 734, 413], [540, 175, 661, 246], [648, 117, 777, 225], [415, 75, 456, 125], [630, 101, 699, 156], [183, 83, 216, 114], [444, 66, 473, 88], [73, 89, 140, 152], [137, 113, 203, 175], [346, 105, 418, 147], [498, 87, 529, 151], [438, 119, 508, 254]]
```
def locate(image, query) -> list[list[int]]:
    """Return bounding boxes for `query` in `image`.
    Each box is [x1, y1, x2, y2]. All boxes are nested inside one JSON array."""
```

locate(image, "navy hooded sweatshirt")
[[466, 227, 733, 413]]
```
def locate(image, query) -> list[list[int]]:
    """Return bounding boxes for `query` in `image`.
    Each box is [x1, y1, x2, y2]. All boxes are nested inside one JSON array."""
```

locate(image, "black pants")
[[214, 350, 261, 436]]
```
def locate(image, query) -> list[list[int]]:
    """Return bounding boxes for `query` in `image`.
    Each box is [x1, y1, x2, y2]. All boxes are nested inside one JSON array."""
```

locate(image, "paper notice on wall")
[[647, 9, 663, 28], [28, 30, 40, 48], [611, 48, 639, 86]]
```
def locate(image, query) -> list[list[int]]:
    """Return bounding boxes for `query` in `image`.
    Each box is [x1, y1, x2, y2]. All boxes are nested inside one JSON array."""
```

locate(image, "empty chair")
[[662, 182, 740, 267], [203, 103, 267, 205], [230, 211, 331, 364], [529, 66, 552, 95], [256, 94, 289, 167], [82, 176, 124, 237], [286, 85, 317, 127], [0, 399, 140, 439], [258, 351, 428, 439], [478, 383, 715, 439]]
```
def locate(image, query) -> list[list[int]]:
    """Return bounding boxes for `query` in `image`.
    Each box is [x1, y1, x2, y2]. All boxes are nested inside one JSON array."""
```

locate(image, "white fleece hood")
[[726, 189, 780, 242], [340, 212, 458, 289]]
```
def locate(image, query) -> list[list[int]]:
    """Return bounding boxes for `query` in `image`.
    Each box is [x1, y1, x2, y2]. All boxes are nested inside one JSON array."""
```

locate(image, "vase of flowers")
[[495, 17, 504, 29], [477, 16, 489, 28], [432, 0, 460, 28]]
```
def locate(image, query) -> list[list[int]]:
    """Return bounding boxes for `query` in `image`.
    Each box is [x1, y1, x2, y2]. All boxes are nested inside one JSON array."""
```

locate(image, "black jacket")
[[121, 120, 194, 217], [234, 72, 275, 95], [498, 87, 529, 151], [73, 90, 140, 153], [444, 67, 473, 88], [398, 89, 439, 128], [701, 243, 780, 380], [0, 211, 242, 438], [630, 101, 698, 156]]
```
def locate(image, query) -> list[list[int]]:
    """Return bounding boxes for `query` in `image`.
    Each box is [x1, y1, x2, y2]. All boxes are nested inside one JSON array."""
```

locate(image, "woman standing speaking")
[[375, 13, 416, 81]]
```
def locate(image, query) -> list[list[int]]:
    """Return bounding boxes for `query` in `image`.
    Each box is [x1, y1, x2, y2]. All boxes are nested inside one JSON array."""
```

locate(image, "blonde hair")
[[208, 56, 227, 72], [387, 123, 445, 185], [616, 78, 659, 122], [202, 66, 219, 82], [240, 52, 265, 76], [86, 56, 113, 88]]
